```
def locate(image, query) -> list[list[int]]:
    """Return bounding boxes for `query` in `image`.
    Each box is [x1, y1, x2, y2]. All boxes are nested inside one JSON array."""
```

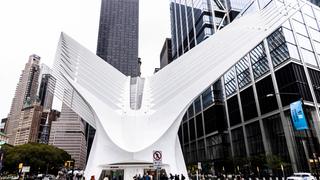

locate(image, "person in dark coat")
[[169, 173, 174, 180], [174, 174, 179, 180], [181, 174, 185, 180]]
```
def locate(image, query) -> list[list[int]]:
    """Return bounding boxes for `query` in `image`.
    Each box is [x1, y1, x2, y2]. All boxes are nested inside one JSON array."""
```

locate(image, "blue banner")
[[290, 100, 308, 130]]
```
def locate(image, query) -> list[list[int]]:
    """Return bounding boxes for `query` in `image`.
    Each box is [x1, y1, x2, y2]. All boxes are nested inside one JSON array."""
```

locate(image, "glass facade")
[[170, 0, 250, 59], [178, 3, 320, 175], [96, 0, 140, 77]]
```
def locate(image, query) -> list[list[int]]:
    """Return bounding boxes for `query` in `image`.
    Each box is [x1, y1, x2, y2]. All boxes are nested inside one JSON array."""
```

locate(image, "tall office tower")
[[5, 55, 40, 145], [14, 105, 43, 146], [38, 110, 60, 144], [169, 0, 320, 175], [49, 104, 87, 169], [38, 64, 56, 110], [170, 0, 249, 60], [160, 38, 173, 69], [96, 0, 140, 77]]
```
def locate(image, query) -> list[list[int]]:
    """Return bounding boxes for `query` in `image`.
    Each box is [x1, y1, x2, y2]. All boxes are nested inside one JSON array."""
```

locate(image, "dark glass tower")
[[96, 0, 140, 77]]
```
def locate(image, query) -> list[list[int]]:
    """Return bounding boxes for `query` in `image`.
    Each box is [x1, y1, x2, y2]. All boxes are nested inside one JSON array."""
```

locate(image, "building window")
[[202, 86, 214, 109], [240, 86, 258, 121], [227, 95, 241, 126], [224, 68, 236, 96], [256, 75, 278, 114], [308, 68, 320, 103], [188, 104, 194, 118], [250, 42, 269, 79], [197, 139, 206, 161], [183, 113, 188, 122], [183, 122, 189, 143], [267, 28, 290, 67], [203, 105, 226, 134], [189, 118, 196, 141], [178, 126, 183, 144], [196, 114, 204, 138], [236, 56, 251, 89], [275, 63, 312, 106], [190, 142, 197, 163], [231, 127, 247, 157], [263, 114, 290, 161], [245, 121, 265, 156], [206, 135, 225, 160], [194, 97, 202, 114]]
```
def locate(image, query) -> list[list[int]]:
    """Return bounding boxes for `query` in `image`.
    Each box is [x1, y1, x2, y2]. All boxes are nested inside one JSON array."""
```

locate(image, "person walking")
[[169, 173, 174, 180], [181, 174, 185, 180]]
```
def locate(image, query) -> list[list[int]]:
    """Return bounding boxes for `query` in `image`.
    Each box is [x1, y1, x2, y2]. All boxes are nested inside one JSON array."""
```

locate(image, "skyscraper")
[[96, 0, 140, 77], [170, 0, 250, 60], [168, 0, 320, 175], [5, 55, 40, 145], [160, 38, 173, 69], [49, 104, 88, 169]]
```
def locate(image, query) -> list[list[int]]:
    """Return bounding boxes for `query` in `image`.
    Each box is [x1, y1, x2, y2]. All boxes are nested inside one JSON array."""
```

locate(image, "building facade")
[[96, 0, 140, 77], [49, 104, 88, 169], [14, 105, 43, 146], [5, 55, 41, 145], [178, 0, 320, 176], [169, 0, 249, 60], [160, 38, 173, 69]]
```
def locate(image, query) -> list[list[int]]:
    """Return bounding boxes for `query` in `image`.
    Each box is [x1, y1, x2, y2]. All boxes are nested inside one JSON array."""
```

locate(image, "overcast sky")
[[0, 0, 170, 118]]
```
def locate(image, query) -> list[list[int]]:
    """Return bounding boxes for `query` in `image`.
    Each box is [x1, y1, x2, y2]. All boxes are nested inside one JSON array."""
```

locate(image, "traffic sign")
[[153, 150, 162, 168], [198, 162, 202, 170], [22, 166, 30, 173]]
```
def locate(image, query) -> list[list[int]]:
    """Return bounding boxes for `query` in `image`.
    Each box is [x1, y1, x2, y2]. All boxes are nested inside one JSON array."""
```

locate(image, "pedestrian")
[[145, 173, 150, 180], [174, 174, 179, 180], [90, 175, 95, 180], [169, 173, 174, 180], [103, 176, 109, 180], [181, 174, 185, 180]]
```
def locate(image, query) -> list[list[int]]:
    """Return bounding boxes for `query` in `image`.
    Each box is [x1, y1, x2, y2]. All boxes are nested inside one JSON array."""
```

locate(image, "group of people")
[[132, 173, 186, 180]]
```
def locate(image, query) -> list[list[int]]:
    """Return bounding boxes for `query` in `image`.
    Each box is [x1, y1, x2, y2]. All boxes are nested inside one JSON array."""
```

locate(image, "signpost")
[[153, 150, 162, 168], [22, 166, 30, 173], [153, 150, 162, 180]]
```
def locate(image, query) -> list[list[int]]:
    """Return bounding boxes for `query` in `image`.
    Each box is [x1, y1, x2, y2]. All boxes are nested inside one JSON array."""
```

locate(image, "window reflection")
[[267, 28, 290, 67], [250, 43, 269, 79], [224, 68, 236, 96], [246, 122, 265, 155], [236, 56, 251, 89], [231, 127, 247, 157]]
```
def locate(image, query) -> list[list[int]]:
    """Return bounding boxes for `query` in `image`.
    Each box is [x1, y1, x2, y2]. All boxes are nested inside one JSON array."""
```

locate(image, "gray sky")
[[0, 0, 170, 118]]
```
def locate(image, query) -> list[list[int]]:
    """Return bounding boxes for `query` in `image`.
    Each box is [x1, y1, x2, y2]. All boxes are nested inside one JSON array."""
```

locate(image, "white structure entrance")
[[51, 0, 316, 178]]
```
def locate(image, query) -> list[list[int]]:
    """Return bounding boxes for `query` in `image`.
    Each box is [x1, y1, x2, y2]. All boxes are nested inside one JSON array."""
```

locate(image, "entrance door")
[[99, 169, 124, 180], [143, 168, 167, 180]]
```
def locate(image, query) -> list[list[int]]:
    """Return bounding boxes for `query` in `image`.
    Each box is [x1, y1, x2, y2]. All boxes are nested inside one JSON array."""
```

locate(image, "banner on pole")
[[290, 100, 308, 130]]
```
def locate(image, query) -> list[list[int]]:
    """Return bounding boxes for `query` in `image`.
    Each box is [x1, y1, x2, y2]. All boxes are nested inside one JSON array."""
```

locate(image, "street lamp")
[[266, 92, 301, 98]]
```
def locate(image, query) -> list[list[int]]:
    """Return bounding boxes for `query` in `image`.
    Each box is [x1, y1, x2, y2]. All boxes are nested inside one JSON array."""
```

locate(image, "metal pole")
[[196, 170, 199, 180]]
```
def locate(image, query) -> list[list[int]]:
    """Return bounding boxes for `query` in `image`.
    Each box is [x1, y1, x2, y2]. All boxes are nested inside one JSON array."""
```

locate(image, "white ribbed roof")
[[52, 0, 313, 133]]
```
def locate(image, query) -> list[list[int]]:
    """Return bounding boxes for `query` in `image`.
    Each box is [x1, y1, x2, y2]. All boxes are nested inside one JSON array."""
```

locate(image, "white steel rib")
[[51, 0, 315, 179]]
